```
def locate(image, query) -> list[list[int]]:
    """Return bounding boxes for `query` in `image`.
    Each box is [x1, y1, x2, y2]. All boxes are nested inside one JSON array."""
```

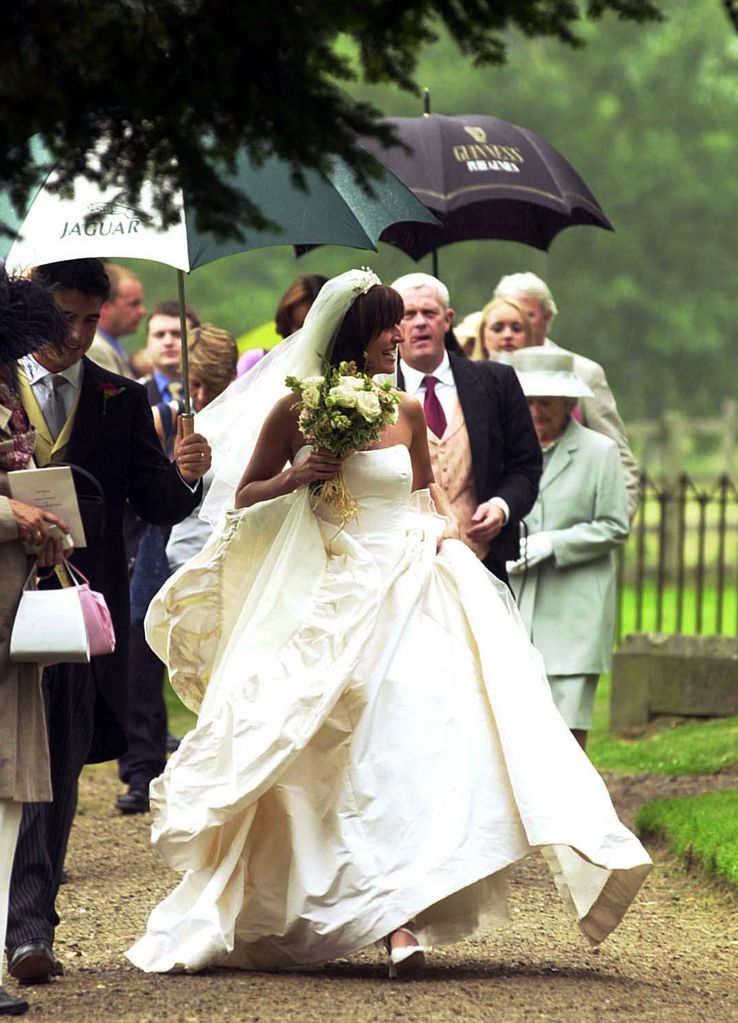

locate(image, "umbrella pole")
[[177, 269, 194, 436], [423, 89, 440, 278]]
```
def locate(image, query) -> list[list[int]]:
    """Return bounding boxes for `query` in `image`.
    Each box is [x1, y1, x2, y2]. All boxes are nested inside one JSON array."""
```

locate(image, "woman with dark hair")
[[237, 274, 328, 377], [129, 270, 650, 980], [0, 267, 71, 1017], [274, 273, 328, 340]]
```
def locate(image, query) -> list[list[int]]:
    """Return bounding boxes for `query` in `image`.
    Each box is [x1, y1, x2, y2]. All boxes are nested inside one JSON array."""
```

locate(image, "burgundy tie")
[[423, 375, 447, 438]]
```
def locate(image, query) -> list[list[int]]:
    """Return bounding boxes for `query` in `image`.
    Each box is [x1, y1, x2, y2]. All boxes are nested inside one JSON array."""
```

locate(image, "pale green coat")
[[511, 417, 629, 675]]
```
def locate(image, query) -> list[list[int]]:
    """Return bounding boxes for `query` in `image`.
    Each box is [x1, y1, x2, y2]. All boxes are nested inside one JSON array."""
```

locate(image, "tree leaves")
[[0, 0, 663, 238]]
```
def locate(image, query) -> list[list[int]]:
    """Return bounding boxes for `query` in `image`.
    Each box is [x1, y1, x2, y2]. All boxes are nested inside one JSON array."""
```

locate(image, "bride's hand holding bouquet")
[[286, 360, 400, 523]]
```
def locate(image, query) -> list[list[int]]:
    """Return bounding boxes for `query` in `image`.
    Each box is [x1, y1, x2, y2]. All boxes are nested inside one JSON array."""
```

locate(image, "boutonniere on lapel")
[[98, 381, 125, 415]]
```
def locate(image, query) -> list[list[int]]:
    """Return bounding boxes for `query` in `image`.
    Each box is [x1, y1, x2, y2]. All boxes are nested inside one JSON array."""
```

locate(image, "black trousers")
[[6, 664, 95, 951], [117, 621, 167, 790]]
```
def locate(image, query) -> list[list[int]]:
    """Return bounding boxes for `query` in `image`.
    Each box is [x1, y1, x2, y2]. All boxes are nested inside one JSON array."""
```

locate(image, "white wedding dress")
[[127, 445, 651, 974]]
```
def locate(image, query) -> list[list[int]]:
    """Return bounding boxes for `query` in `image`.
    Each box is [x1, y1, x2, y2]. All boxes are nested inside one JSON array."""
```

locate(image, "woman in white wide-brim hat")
[[507, 347, 629, 750]]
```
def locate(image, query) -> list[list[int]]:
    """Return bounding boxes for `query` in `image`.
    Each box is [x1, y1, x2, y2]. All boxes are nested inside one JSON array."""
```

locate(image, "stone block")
[[610, 633, 738, 731]]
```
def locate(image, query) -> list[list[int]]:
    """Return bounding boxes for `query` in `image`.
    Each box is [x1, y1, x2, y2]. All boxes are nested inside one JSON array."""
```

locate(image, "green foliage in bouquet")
[[286, 360, 400, 521]]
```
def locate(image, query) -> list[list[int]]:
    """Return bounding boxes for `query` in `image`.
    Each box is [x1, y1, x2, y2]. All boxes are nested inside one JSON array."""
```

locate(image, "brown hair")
[[275, 274, 328, 338], [188, 324, 238, 393], [146, 299, 201, 332], [329, 284, 404, 369]]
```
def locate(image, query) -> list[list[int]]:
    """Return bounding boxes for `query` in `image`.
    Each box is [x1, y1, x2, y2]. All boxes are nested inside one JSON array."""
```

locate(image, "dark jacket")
[[398, 352, 542, 581]]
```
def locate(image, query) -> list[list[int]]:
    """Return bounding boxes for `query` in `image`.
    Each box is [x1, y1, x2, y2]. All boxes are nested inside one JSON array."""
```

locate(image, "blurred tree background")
[[124, 0, 738, 421]]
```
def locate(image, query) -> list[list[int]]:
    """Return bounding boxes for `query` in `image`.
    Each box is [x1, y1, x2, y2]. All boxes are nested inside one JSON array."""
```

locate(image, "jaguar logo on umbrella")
[[59, 202, 145, 240]]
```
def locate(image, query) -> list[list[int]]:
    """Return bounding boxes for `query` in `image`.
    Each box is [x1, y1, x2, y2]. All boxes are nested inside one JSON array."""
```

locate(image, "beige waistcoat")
[[427, 393, 489, 561], [15, 368, 81, 467]]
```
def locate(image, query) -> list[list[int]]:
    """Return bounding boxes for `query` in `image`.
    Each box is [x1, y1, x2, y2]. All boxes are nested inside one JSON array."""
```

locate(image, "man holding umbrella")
[[6, 258, 211, 985]]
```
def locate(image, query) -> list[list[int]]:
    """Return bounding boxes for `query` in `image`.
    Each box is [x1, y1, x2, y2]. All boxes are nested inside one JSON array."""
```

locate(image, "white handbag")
[[10, 566, 90, 665]]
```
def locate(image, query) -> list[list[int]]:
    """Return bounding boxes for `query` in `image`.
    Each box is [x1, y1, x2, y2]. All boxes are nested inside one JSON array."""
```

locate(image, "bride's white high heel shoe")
[[383, 927, 427, 979]]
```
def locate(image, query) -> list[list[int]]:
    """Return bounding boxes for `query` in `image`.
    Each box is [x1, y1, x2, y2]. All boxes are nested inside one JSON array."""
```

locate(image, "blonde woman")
[[473, 296, 532, 360]]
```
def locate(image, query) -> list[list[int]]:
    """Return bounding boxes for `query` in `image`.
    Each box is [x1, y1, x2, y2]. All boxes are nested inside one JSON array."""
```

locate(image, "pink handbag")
[[65, 560, 116, 656]]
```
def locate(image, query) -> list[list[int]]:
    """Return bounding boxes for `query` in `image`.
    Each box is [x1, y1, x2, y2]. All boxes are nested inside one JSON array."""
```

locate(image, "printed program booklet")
[[8, 465, 86, 547]]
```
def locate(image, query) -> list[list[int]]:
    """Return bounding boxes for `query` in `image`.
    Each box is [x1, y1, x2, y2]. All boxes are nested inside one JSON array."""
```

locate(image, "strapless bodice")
[[294, 445, 413, 570]]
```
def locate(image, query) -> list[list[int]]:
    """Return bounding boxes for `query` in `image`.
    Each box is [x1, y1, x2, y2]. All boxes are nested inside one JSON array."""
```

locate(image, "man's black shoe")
[[115, 787, 150, 815], [0, 987, 28, 1015], [166, 733, 181, 753], [8, 940, 54, 985]]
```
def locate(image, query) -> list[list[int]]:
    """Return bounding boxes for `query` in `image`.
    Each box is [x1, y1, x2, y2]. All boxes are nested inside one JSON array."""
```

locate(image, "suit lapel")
[[64, 359, 105, 468], [15, 368, 54, 466]]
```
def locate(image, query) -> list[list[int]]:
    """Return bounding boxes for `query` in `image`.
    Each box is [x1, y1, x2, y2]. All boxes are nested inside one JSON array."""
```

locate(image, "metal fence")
[[615, 472, 738, 641]]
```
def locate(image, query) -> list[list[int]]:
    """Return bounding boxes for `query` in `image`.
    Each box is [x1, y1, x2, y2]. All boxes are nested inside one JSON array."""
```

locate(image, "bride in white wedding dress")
[[127, 269, 651, 977]]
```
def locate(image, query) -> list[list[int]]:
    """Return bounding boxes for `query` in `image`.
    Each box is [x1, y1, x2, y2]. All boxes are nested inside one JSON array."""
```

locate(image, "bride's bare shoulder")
[[266, 392, 301, 425], [396, 391, 424, 420]]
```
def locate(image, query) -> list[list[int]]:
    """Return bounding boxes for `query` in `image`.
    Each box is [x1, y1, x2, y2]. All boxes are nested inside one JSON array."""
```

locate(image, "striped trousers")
[[5, 664, 96, 953], [0, 799, 22, 982]]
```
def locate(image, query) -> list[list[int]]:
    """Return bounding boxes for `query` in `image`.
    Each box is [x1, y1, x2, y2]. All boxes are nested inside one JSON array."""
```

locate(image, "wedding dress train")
[[127, 446, 651, 973]]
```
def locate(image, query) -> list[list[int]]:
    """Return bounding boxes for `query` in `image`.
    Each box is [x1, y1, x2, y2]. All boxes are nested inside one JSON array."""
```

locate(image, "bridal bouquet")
[[286, 361, 400, 522]]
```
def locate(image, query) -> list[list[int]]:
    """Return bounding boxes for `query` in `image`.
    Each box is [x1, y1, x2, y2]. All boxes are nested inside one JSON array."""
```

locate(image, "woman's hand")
[[290, 448, 342, 488], [437, 515, 461, 552], [427, 482, 460, 552], [9, 500, 73, 567]]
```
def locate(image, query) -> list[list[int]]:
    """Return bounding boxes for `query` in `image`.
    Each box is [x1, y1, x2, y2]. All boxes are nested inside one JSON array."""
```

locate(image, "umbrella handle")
[[179, 412, 195, 437]]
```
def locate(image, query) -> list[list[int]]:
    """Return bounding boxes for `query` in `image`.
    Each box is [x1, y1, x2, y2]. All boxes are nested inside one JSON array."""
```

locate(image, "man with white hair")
[[493, 272, 639, 519], [392, 272, 542, 583]]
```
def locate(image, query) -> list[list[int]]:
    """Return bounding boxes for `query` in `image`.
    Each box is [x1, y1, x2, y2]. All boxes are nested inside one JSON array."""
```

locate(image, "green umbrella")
[[0, 140, 437, 420]]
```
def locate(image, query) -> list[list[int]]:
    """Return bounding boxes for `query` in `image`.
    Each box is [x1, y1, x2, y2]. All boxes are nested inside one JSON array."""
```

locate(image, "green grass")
[[635, 791, 738, 890], [164, 679, 196, 740], [617, 583, 738, 640], [588, 673, 738, 775]]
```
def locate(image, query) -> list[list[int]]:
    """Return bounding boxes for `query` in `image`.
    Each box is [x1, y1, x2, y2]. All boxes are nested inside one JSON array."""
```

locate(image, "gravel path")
[[7, 763, 738, 1023]]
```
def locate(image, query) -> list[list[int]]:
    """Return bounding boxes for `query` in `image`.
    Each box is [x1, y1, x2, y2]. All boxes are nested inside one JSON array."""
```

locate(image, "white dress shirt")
[[399, 351, 458, 423], [19, 355, 83, 424], [399, 352, 509, 523]]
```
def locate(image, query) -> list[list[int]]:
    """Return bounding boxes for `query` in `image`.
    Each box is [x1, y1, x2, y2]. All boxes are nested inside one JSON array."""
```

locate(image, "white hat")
[[454, 310, 482, 343], [511, 348, 592, 399]]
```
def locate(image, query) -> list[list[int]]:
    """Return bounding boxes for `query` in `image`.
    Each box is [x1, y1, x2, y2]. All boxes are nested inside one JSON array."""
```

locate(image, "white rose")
[[340, 375, 366, 390], [356, 390, 381, 420], [330, 382, 358, 408], [302, 385, 321, 409]]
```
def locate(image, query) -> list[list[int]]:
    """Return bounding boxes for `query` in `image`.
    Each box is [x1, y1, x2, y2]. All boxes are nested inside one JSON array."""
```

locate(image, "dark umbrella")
[[358, 113, 613, 272]]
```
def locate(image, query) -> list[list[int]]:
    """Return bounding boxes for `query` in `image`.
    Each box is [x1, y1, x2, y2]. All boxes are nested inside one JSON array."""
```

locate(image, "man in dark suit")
[[392, 273, 541, 583], [7, 259, 211, 984]]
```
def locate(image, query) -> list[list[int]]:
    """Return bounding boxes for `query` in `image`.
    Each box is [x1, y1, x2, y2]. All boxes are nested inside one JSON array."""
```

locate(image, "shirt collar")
[[400, 350, 452, 394], [153, 369, 175, 397], [20, 354, 83, 390]]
